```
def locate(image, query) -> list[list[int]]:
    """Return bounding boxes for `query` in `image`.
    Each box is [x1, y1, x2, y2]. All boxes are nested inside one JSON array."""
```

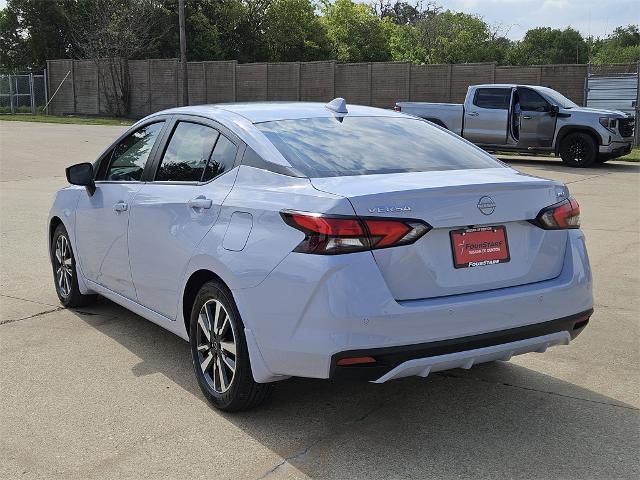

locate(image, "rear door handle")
[[467, 112, 479, 117], [187, 197, 212, 210], [522, 115, 532, 120], [113, 201, 128, 213]]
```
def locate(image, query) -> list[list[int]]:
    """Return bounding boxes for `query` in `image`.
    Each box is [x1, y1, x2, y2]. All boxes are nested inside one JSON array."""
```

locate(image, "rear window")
[[257, 117, 502, 178]]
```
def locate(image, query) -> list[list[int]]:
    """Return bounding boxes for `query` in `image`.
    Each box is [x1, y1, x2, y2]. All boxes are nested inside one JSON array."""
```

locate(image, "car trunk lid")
[[310, 168, 567, 300]]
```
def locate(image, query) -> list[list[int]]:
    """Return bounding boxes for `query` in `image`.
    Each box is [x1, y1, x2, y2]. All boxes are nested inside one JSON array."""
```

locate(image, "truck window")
[[473, 88, 511, 110], [518, 89, 550, 112]]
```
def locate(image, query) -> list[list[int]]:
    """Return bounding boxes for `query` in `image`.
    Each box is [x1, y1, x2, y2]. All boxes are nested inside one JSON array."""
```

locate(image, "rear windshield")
[[257, 117, 503, 177]]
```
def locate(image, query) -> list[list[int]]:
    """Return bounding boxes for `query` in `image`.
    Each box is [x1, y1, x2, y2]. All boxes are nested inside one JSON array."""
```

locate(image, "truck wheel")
[[559, 132, 597, 167]]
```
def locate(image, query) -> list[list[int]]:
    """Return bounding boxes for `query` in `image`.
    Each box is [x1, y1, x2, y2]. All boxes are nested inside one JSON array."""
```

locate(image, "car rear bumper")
[[233, 229, 593, 382], [331, 309, 591, 382]]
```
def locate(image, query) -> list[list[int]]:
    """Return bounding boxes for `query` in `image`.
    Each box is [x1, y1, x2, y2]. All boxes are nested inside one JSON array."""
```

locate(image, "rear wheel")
[[51, 224, 97, 307], [189, 280, 273, 411], [559, 132, 597, 167]]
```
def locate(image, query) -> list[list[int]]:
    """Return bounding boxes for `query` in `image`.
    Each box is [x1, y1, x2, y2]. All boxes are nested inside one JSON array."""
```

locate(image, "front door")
[[128, 119, 241, 319], [516, 88, 557, 148], [463, 87, 511, 145], [74, 121, 165, 299]]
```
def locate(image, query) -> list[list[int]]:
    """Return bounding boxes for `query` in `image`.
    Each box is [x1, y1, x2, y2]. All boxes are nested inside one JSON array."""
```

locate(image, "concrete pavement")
[[1, 121, 638, 479]]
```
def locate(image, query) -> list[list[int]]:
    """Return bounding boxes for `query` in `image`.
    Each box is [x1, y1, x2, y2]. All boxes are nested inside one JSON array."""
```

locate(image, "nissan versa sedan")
[[48, 99, 594, 411]]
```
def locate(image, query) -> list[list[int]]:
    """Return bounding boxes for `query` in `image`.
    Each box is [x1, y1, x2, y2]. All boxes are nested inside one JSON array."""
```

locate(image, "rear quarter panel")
[[396, 102, 464, 134]]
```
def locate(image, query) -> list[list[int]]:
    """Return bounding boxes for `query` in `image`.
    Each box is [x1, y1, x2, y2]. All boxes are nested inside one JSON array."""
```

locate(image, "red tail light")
[[281, 211, 431, 255], [532, 197, 580, 229]]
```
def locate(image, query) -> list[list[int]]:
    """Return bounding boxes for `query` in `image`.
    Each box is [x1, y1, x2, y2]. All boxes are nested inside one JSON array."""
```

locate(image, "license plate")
[[450, 226, 510, 269]]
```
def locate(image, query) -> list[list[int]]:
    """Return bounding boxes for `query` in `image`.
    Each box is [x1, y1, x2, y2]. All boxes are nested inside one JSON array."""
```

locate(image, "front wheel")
[[559, 132, 597, 167], [51, 224, 97, 307], [190, 281, 273, 411]]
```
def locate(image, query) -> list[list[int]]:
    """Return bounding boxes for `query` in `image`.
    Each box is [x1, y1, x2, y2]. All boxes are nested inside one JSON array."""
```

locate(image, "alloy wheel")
[[196, 299, 237, 394], [54, 235, 73, 298], [568, 138, 586, 162]]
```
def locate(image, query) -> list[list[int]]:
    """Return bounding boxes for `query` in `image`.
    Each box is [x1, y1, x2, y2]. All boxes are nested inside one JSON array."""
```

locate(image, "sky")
[[0, 0, 637, 41]]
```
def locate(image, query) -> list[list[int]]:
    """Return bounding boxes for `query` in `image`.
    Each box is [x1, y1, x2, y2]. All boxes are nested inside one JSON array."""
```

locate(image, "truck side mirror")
[[66, 162, 96, 196], [550, 105, 560, 116]]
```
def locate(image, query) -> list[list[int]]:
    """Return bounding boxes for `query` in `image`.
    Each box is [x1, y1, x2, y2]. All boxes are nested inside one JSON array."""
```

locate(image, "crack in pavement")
[[435, 372, 639, 411], [565, 172, 613, 184], [256, 402, 384, 479], [0, 307, 64, 326], [0, 293, 60, 309]]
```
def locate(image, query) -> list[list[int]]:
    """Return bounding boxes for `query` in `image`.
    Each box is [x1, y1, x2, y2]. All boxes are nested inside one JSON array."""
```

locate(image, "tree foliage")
[[1, 0, 638, 72]]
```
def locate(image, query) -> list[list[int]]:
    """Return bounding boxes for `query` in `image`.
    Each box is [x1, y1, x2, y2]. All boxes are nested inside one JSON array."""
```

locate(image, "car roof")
[[473, 84, 545, 89], [155, 102, 407, 124]]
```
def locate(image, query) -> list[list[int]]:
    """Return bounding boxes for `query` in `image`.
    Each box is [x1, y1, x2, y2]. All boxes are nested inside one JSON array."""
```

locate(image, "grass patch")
[[0, 114, 134, 126], [620, 147, 640, 162]]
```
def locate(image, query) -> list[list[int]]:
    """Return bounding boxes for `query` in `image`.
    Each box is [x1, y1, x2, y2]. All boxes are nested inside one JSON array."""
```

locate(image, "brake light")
[[532, 197, 580, 229], [281, 211, 431, 254]]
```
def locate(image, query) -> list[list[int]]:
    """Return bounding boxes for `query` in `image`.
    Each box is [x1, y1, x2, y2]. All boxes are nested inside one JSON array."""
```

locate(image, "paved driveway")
[[1, 121, 639, 479]]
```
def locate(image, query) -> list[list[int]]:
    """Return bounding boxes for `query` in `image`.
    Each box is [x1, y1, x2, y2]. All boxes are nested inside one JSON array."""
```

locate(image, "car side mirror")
[[66, 162, 96, 196], [549, 105, 560, 116]]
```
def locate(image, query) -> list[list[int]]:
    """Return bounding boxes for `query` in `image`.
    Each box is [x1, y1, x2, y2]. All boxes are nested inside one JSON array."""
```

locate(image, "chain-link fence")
[[0, 73, 48, 114]]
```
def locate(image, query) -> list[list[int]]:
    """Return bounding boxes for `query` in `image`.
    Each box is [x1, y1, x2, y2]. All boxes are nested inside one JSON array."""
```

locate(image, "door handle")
[[187, 197, 212, 210], [467, 112, 479, 117], [522, 115, 532, 120], [113, 201, 128, 213]]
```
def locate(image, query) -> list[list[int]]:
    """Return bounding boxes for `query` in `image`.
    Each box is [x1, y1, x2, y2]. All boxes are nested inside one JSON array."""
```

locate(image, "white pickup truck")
[[395, 84, 635, 167]]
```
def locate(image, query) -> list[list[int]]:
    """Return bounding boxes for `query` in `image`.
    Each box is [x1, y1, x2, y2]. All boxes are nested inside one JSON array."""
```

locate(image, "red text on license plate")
[[450, 226, 510, 269]]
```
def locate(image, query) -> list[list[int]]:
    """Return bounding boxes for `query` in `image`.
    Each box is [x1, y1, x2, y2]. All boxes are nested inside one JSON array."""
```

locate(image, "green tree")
[[264, 0, 330, 61], [505, 27, 587, 65], [591, 25, 640, 64], [0, 0, 71, 71], [322, 0, 391, 62]]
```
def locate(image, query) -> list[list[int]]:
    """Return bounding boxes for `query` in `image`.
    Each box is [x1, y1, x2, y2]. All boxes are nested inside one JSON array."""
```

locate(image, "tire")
[[51, 224, 97, 308], [559, 132, 598, 167], [189, 280, 273, 412]]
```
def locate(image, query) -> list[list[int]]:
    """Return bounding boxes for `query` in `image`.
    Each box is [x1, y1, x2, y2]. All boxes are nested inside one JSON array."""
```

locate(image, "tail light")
[[281, 211, 431, 255], [532, 197, 580, 229]]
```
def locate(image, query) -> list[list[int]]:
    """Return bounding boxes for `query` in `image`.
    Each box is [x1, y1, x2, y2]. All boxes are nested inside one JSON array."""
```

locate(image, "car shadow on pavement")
[[71, 299, 639, 479]]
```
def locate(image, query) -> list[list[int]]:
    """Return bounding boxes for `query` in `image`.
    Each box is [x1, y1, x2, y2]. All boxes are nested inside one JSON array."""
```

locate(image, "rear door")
[[516, 87, 557, 148], [463, 87, 511, 145], [127, 116, 241, 319], [74, 121, 165, 299]]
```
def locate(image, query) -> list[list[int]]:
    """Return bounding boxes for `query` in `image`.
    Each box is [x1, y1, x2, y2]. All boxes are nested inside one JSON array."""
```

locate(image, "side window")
[[156, 122, 219, 182], [473, 88, 511, 110], [518, 89, 549, 112], [104, 122, 163, 181], [202, 134, 238, 182]]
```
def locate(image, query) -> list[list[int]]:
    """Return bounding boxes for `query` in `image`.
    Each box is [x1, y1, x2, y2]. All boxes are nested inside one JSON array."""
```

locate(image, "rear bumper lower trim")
[[330, 308, 592, 381], [373, 331, 570, 383]]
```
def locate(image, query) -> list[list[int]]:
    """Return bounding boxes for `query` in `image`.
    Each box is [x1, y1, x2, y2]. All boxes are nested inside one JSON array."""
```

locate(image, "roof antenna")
[[325, 97, 348, 115]]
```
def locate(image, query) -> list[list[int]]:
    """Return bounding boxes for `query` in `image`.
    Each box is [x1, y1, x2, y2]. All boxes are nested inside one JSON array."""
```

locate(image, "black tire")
[[559, 132, 598, 167], [51, 224, 97, 308], [189, 280, 273, 412]]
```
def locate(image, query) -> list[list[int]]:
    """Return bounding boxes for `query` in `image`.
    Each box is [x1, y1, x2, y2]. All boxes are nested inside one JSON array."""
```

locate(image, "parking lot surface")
[[1, 121, 639, 479]]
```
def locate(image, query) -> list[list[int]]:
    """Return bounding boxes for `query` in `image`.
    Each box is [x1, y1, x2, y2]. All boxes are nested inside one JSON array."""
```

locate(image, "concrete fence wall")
[[45, 58, 635, 117]]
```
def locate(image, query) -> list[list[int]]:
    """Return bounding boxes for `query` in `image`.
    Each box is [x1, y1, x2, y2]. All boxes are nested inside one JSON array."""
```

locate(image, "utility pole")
[[179, 0, 188, 106]]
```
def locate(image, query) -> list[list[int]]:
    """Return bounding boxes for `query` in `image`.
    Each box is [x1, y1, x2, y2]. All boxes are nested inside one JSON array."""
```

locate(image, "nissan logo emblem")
[[477, 196, 496, 215]]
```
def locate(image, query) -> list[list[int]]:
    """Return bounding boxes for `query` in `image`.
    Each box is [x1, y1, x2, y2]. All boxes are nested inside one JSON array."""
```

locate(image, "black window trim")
[[94, 116, 171, 184], [146, 114, 245, 186], [472, 87, 511, 110]]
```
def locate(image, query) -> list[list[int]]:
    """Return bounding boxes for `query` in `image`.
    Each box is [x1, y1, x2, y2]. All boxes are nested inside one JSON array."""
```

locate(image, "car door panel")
[[463, 88, 510, 145], [127, 118, 242, 320], [74, 120, 166, 300], [75, 184, 142, 298], [516, 88, 557, 148]]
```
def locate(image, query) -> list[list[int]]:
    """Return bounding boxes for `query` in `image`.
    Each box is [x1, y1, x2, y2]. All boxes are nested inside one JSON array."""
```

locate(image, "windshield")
[[257, 117, 503, 178], [536, 87, 578, 109]]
